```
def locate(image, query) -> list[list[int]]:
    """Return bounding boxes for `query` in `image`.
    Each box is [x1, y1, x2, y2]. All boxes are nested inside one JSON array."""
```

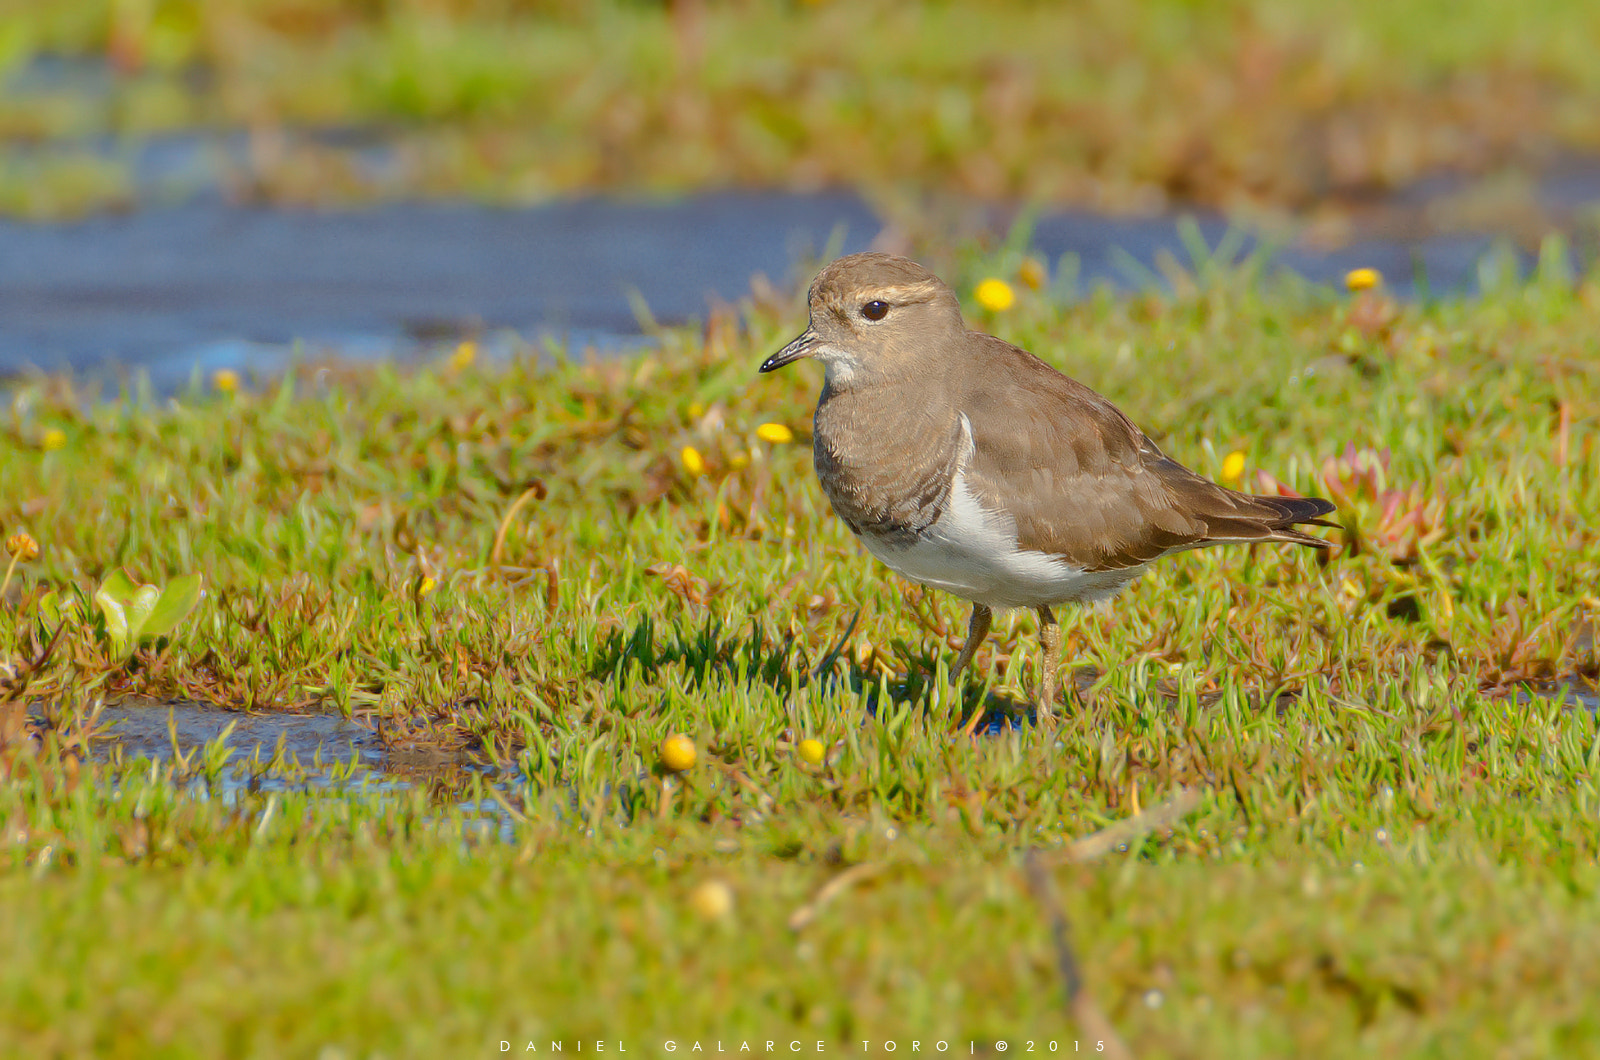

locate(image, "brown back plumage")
[[954, 332, 1334, 571]]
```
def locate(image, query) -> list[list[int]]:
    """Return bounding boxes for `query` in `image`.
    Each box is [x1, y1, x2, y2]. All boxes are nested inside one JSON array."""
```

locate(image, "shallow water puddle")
[[24, 699, 522, 840], [1507, 678, 1599, 713], [83, 699, 390, 770], [72, 703, 660, 831]]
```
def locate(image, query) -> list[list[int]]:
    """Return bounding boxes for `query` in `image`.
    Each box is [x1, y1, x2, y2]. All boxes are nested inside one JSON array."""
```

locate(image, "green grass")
[[3, 252, 1600, 1054], [5, 0, 1600, 217], [7, 767, 1600, 1056]]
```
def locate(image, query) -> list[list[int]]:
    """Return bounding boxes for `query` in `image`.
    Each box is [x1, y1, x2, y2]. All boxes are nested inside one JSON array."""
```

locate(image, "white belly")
[[859, 467, 1144, 610]]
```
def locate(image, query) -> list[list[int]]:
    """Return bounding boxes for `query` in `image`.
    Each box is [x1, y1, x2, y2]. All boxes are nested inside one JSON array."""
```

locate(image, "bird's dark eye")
[[861, 300, 889, 321]]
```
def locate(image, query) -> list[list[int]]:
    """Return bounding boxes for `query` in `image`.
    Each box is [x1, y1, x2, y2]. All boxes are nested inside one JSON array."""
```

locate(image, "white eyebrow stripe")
[[866, 281, 943, 303]]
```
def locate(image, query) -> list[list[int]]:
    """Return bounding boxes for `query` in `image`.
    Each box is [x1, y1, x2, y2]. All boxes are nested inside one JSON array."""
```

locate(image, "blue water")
[[0, 191, 882, 384], [3, 157, 1596, 388]]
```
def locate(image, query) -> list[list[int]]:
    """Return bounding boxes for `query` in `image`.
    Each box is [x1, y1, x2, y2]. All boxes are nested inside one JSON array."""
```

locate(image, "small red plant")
[[1256, 443, 1444, 561]]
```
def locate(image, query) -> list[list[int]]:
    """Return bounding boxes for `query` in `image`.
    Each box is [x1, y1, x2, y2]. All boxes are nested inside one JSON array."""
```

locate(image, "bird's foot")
[[1034, 674, 1063, 728]]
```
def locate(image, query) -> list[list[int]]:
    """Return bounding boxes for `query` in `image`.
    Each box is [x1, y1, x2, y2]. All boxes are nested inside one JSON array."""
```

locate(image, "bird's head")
[[760, 252, 966, 387]]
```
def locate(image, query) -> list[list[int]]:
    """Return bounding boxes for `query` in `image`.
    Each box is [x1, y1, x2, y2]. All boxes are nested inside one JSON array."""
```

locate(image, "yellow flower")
[[213, 369, 240, 394], [729, 452, 751, 470], [448, 340, 477, 371], [680, 446, 707, 477], [797, 738, 825, 766], [756, 422, 794, 444], [0, 531, 35, 598], [687, 879, 734, 920], [660, 734, 697, 773], [1345, 268, 1382, 292], [40, 428, 66, 451], [1221, 450, 1246, 484], [1018, 257, 1048, 291], [975, 278, 1016, 312], [5, 532, 39, 562], [417, 576, 436, 596]]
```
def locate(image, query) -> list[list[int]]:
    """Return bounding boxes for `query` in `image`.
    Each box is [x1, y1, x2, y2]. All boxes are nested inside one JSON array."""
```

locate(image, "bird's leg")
[[952, 604, 992, 736], [950, 604, 992, 683], [1036, 605, 1064, 723]]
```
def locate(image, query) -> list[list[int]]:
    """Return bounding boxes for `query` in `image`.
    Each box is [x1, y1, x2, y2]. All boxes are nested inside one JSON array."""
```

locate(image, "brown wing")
[[958, 335, 1334, 572]]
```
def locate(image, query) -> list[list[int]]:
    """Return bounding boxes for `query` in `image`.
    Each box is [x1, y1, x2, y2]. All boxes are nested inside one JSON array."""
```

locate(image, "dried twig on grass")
[[1023, 850, 1134, 1060], [787, 862, 884, 932], [1059, 786, 1203, 864], [712, 761, 775, 814], [490, 481, 547, 570]]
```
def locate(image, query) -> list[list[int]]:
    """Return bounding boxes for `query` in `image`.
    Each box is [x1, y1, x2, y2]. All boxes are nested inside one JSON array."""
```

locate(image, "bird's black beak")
[[760, 327, 817, 373]]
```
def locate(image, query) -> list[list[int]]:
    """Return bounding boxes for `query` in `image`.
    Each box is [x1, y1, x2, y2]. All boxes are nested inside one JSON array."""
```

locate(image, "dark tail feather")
[[1205, 493, 1339, 549], [1149, 454, 1339, 550], [1253, 495, 1338, 528]]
